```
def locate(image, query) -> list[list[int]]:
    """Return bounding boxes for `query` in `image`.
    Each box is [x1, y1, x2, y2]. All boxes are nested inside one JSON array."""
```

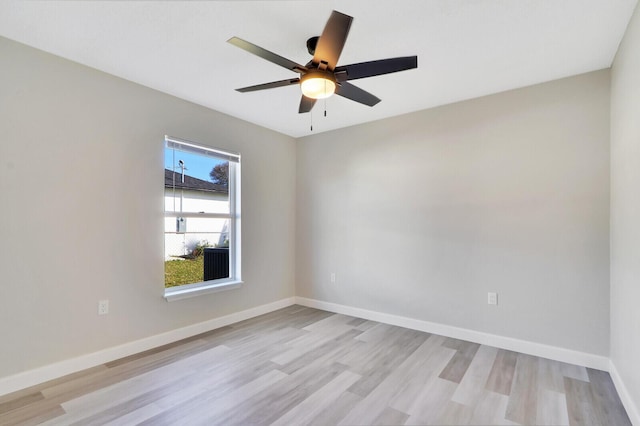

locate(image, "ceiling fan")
[[228, 10, 418, 114]]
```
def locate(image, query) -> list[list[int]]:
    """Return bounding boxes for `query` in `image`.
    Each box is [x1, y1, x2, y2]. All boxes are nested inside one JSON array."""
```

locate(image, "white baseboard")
[[0, 297, 296, 397], [610, 360, 640, 426], [294, 297, 610, 371]]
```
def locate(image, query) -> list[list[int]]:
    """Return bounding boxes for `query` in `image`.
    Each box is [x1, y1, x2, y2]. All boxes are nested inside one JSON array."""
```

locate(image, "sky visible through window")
[[164, 147, 226, 182]]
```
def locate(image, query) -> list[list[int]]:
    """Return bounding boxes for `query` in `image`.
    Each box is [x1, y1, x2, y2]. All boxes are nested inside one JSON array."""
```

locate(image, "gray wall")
[[0, 37, 296, 379], [296, 70, 611, 356], [611, 1, 640, 416]]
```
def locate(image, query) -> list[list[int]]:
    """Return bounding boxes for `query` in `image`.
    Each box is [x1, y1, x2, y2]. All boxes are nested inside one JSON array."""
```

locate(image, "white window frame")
[[163, 135, 242, 301]]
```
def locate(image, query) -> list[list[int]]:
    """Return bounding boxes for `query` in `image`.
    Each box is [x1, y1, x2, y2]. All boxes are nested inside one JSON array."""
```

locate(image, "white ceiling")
[[0, 1, 637, 138]]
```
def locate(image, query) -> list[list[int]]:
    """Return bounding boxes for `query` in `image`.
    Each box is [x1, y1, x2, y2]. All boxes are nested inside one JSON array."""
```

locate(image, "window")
[[163, 136, 241, 301]]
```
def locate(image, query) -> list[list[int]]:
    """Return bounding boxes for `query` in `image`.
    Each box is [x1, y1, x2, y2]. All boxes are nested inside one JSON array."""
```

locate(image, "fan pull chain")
[[310, 109, 313, 132], [324, 80, 328, 117]]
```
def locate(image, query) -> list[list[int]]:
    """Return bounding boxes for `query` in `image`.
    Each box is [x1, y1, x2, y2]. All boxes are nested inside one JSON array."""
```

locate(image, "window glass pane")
[[164, 217, 231, 288], [164, 217, 229, 257], [164, 140, 235, 289], [165, 149, 229, 214]]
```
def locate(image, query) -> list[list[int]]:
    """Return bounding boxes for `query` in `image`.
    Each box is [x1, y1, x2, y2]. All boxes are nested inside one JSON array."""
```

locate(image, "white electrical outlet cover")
[[98, 300, 109, 315]]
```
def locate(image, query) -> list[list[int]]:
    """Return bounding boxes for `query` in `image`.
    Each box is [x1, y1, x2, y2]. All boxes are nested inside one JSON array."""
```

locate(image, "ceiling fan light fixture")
[[300, 71, 336, 99], [229, 10, 418, 113]]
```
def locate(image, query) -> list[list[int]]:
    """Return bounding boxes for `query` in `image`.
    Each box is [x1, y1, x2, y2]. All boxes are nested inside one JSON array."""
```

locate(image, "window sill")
[[164, 280, 243, 302]]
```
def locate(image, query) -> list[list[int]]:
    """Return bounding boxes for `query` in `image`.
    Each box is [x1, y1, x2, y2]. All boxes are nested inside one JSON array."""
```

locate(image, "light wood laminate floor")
[[0, 305, 631, 425]]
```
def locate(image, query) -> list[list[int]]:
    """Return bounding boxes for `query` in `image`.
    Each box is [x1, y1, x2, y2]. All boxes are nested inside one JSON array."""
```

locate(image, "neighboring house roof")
[[164, 169, 228, 194]]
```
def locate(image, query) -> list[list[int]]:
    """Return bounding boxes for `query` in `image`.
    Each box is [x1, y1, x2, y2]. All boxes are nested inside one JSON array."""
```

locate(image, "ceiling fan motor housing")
[[306, 36, 319, 56]]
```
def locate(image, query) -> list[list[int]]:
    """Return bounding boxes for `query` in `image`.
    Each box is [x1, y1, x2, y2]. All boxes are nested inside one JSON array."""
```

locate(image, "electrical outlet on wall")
[[330, 272, 336, 283], [487, 292, 498, 305], [98, 299, 109, 315]]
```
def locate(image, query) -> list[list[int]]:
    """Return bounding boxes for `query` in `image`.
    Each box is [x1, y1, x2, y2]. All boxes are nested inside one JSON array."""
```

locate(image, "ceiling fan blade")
[[228, 37, 307, 73], [334, 56, 418, 81], [299, 95, 317, 113], [335, 82, 381, 107], [236, 78, 300, 93], [313, 11, 353, 70]]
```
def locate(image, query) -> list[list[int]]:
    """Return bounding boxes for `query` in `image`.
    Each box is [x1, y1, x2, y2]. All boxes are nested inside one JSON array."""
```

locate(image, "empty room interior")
[[1, 1, 639, 425]]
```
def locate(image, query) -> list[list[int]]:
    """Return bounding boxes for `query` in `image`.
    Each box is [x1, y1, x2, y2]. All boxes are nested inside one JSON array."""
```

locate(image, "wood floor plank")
[[212, 336, 291, 371], [277, 329, 363, 375], [371, 406, 409, 425], [403, 377, 458, 425], [224, 305, 305, 330], [347, 317, 368, 327], [101, 403, 163, 426], [451, 344, 498, 406], [106, 358, 281, 426], [0, 391, 44, 415], [52, 347, 235, 426], [40, 338, 214, 401], [273, 306, 336, 330], [0, 396, 66, 426], [270, 370, 361, 426], [354, 320, 380, 332], [302, 313, 358, 336], [537, 388, 570, 426], [63, 374, 203, 426], [222, 324, 307, 350], [270, 329, 340, 365], [586, 368, 632, 426], [433, 400, 474, 425], [103, 327, 231, 368], [0, 364, 108, 409], [198, 368, 291, 424], [308, 391, 363, 426], [355, 323, 397, 343], [561, 361, 590, 382], [439, 338, 481, 383], [505, 353, 539, 425], [469, 390, 515, 426], [389, 352, 456, 415], [139, 368, 289, 426], [537, 356, 566, 393], [213, 361, 350, 426], [485, 348, 518, 395], [61, 344, 231, 415], [564, 377, 601, 426], [347, 327, 429, 397], [339, 334, 452, 425]]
